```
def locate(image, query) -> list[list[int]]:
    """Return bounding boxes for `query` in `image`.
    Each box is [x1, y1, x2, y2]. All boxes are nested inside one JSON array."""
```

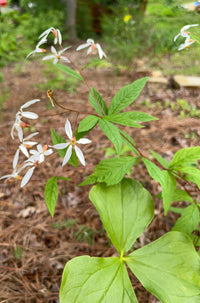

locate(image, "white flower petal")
[[57, 29, 62, 45], [0, 174, 12, 180], [21, 167, 35, 188], [96, 43, 106, 59], [21, 99, 40, 109], [17, 127, 23, 142], [76, 138, 91, 144], [75, 145, 85, 166], [21, 112, 38, 119], [19, 145, 29, 158], [53, 143, 69, 149], [25, 132, 39, 140], [61, 56, 70, 63], [13, 149, 20, 169], [42, 55, 56, 61], [44, 149, 53, 156], [62, 145, 72, 167], [87, 46, 92, 55], [65, 119, 73, 139], [87, 39, 94, 44], [76, 42, 91, 51], [51, 45, 57, 55], [39, 27, 54, 39], [37, 144, 43, 153], [53, 58, 58, 64]]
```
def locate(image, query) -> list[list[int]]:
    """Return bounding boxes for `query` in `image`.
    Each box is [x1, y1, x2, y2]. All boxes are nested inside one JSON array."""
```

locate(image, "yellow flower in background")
[[123, 14, 132, 23]]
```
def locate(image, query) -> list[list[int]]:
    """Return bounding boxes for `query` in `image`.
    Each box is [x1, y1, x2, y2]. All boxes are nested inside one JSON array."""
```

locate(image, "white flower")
[[39, 27, 62, 45], [174, 24, 199, 41], [76, 39, 107, 59], [0, 167, 24, 183], [11, 99, 40, 141], [29, 144, 53, 163], [42, 46, 71, 64], [178, 36, 196, 50], [52, 119, 91, 166], [26, 36, 47, 59], [20, 144, 53, 187], [13, 132, 39, 169]]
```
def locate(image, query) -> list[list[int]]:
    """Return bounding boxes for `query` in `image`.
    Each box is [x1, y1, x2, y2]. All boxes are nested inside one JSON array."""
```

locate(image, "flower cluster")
[[27, 27, 106, 63], [1, 27, 106, 188], [174, 24, 199, 50]]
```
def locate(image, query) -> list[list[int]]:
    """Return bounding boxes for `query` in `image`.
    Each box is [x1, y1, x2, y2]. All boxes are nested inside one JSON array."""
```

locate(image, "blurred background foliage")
[[0, 0, 200, 73]]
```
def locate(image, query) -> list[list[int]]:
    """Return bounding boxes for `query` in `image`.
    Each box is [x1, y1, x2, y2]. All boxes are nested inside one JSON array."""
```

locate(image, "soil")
[[0, 53, 200, 303]]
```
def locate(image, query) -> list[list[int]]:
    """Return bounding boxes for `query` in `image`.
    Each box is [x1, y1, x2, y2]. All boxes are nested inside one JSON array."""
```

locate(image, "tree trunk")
[[64, 0, 77, 41]]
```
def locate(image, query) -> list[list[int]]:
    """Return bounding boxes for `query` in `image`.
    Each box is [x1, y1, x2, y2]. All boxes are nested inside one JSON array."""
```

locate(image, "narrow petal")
[[13, 149, 20, 169], [51, 46, 57, 55], [42, 55, 56, 61], [25, 132, 39, 140], [53, 143, 69, 149], [76, 138, 91, 144], [76, 42, 91, 51], [39, 27, 54, 39], [53, 58, 58, 64], [65, 119, 73, 139], [21, 167, 35, 188], [60, 46, 71, 54], [57, 29, 62, 45], [61, 56, 70, 63], [44, 149, 53, 156], [17, 127, 23, 142], [29, 150, 38, 155], [21, 112, 38, 119], [62, 145, 72, 167], [87, 46, 92, 55], [37, 144, 43, 153], [75, 145, 85, 166], [96, 44, 107, 59], [0, 174, 12, 180], [21, 99, 40, 109], [19, 145, 29, 158]]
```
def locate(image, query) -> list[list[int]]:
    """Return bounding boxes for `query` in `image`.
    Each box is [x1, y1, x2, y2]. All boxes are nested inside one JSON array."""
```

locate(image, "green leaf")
[[104, 114, 143, 128], [79, 157, 137, 186], [177, 166, 200, 189], [126, 231, 200, 303], [172, 205, 200, 235], [45, 177, 59, 218], [99, 119, 122, 155], [56, 63, 84, 81], [91, 87, 108, 115], [171, 189, 194, 203], [170, 147, 200, 168], [142, 158, 177, 213], [150, 150, 170, 169], [78, 115, 99, 133], [60, 256, 138, 303], [89, 91, 104, 116], [89, 179, 154, 254], [161, 170, 177, 214], [119, 130, 138, 155], [51, 128, 66, 158], [79, 173, 98, 186], [108, 77, 149, 115], [96, 157, 137, 186]]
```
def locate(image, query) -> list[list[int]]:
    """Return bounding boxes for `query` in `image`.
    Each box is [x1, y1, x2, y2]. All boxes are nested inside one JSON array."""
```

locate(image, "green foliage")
[[80, 156, 137, 186], [60, 179, 200, 302], [56, 64, 84, 81], [45, 176, 71, 217]]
